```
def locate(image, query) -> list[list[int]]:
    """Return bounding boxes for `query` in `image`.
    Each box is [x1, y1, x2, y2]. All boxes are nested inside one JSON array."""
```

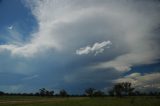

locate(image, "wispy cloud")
[[76, 41, 112, 56]]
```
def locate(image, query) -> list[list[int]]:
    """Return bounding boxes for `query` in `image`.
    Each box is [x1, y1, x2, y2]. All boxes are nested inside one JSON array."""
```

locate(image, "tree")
[[122, 82, 134, 96], [0, 91, 4, 95], [113, 83, 124, 97], [93, 90, 105, 97], [39, 88, 46, 96], [112, 82, 135, 97], [39, 88, 54, 96], [85, 88, 95, 97], [108, 89, 114, 96], [59, 89, 68, 97]]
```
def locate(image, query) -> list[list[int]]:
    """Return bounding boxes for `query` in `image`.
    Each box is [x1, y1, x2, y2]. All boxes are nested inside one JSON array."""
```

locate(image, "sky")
[[0, 0, 160, 94]]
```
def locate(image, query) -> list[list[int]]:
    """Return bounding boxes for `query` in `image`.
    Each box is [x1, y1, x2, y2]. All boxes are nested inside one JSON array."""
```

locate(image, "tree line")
[[0, 82, 160, 97]]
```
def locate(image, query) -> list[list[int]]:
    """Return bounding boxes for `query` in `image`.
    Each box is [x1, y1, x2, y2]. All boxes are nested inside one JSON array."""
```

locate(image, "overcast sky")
[[0, 0, 160, 94]]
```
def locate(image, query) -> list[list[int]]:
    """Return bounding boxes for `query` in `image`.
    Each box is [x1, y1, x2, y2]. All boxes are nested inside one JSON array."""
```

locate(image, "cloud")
[[0, 84, 24, 93], [22, 74, 39, 80], [0, 0, 160, 60], [0, 0, 160, 93], [0, 32, 58, 57], [113, 72, 160, 91], [92, 52, 158, 72], [8, 25, 13, 30], [76, 41, 112, 56]]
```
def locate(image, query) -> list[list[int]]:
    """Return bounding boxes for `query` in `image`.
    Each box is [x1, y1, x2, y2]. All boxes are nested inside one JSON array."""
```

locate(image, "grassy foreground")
[[0, 96, 159, 106]]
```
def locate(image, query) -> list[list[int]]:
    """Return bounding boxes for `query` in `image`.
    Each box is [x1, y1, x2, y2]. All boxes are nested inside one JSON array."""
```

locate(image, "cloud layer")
[[0, 0, 160, 92], [114, 72, 160, 91]]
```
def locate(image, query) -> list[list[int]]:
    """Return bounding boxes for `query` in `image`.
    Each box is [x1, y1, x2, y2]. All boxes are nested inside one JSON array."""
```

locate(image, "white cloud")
[[93, 52, 158, 72], [0, 0, 159, 75], [8, 25, 13, 30], [0, 31, 59, 57], [113, 72, 160, 91], [76, 41, 112, 56], [0, 0, 159, 61], [0, 0, 159, 92]]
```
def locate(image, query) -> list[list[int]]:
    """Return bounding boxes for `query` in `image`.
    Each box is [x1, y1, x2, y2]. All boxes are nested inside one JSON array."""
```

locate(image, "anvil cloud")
[[0, 0, 160, 93]]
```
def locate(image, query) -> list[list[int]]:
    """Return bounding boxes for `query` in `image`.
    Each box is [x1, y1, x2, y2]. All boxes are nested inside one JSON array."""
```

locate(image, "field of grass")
[[0, 96, 159, 106]]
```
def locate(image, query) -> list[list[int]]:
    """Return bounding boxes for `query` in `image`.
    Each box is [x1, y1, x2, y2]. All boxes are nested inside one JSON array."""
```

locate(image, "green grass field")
[[0, 96, 159, 106]]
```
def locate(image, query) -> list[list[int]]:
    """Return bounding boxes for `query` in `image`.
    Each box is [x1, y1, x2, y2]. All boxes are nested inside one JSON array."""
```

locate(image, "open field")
[[0, 96, 160, 106]]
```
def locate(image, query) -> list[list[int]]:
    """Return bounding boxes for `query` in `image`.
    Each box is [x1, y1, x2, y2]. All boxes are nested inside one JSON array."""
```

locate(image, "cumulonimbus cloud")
[[76, 41, 112, 56], [0, 0, 159, 72], [0, 0, 160, 92]]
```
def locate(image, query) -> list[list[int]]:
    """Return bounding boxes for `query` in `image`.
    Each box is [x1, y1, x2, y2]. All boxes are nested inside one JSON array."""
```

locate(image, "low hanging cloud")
[[113, 72, 160, 91], [76, 41, 112, 56]]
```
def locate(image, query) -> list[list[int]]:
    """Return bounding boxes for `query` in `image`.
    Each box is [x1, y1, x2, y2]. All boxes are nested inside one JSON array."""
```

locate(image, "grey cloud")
[[0, 0, 160, 92], [114, 72, 160, 92]]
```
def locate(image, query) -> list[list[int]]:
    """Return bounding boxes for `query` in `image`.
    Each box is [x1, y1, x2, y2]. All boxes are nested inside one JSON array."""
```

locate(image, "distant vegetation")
[[0, 82, 160, 97], [0, 82, 160, 106]]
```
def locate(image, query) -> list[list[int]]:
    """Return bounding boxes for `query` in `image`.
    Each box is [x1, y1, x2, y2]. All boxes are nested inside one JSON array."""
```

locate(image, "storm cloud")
[[0, 0, 160, 93]]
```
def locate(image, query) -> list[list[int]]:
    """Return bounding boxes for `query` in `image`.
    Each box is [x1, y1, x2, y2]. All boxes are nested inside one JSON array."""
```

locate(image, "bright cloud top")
[[76, 41, 112, 56], [0, 0, 159, 72]]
